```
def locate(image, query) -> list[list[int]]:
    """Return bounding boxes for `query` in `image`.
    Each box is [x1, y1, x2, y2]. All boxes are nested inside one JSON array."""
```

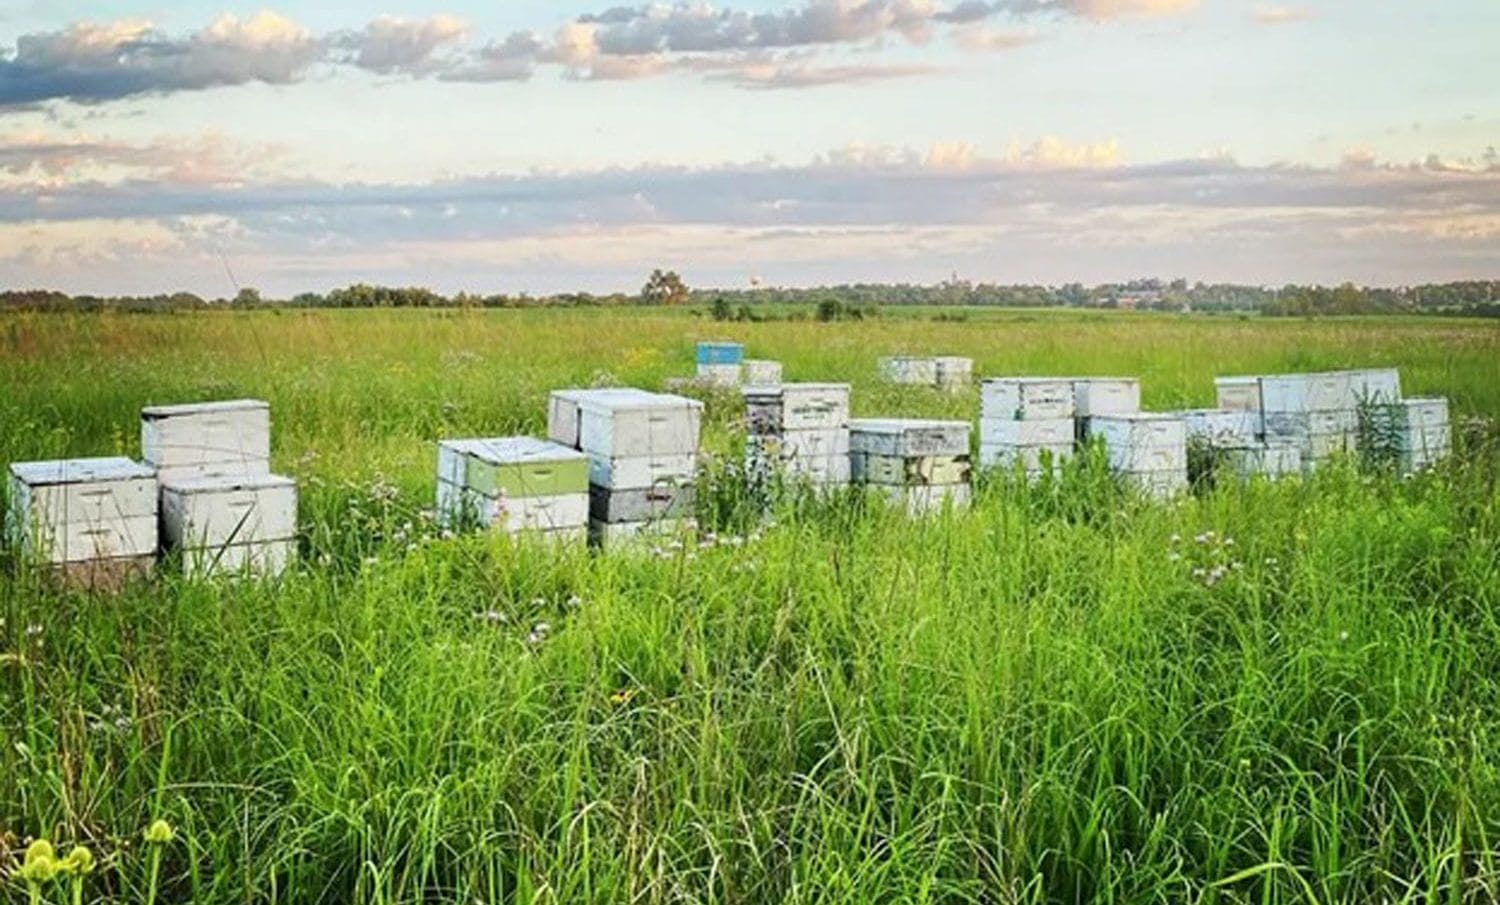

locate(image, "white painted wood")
[[1084, 415, 1187, 472], [934, 357, 973, 388], [590, 484, 696, 523], [1220, 444, 1303, 478], [1260, 373, 1353, 412], [160, 475, 297, 549], [696, 363, 743, 386], [979, 418, 1074, 447], [848, 419, 970, 457], [575, 392, 702, 457], [9, 458, 156, 524], [1071, 379, 1141, 417], [589, 517, 697, 547], [980, 379, 1075, 421], [16, 514, 158, 564], [852, 453, 971, 486], [880, 356, 939, 385], [743, 360, 783, 386], [745, 383, 851, 432], [587, 453, 697, 490], [180, 538, 295, 579], [141, 400, 271, 472], [1214, 378, 1262, 412], [437, 482, 590, 531], [547, 388, 658, 449], [1401, 397, 1449, 429], [1348, 369, 1402, 404]]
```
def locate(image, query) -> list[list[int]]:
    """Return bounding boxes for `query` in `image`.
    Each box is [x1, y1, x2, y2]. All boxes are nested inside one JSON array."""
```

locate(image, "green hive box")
[[439, 438, 589, 499]]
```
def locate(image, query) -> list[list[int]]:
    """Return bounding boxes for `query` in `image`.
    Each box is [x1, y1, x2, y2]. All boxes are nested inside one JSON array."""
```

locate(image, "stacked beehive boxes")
[[879, 356, 939, 387], [1083, 413, 1189, 499], [1071, 378, 1141, 424], [934, 357, 974, 392], [6, 458, 158, 589], [744, 383, 851, 488], [1181, 408, 1301, 481], [696, 342, 745, 387], [850, 419, 971, 513], [1361, 397, 1451, 473], [142, 400, 297, 578], [436, 437, 588, 543], [979, 378, 1076, 477], [1259, 372, 1365, 469], [548, 388, 701, 547], [743, 360, 783, 386]]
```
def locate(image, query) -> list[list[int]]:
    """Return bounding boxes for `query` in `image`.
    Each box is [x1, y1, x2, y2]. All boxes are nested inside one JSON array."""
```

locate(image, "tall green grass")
[[2, 308, 1499, 903]]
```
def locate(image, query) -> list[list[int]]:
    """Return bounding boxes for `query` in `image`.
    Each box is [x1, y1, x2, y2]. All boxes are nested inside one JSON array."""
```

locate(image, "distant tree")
[[233, 287, 263, 306], [641, 269, 689, 306], [710, 296, 732, 321], [816, 299, 842, 322]]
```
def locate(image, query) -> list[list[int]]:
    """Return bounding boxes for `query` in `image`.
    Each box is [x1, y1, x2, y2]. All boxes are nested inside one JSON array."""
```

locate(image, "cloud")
[[951, 25, 1039, 52], [1252, 5, 1312, 25], [337, 15, 468, 75], [708, 59, 943, 89], [0, 12, 321, 107]]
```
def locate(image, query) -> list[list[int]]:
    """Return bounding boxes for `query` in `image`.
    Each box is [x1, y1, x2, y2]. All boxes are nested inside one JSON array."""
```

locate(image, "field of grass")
[[2, 307, 1499, 903]]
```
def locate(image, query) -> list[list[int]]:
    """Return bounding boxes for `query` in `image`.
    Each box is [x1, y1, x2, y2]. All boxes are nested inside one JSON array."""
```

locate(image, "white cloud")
[[341, 15, 468, 75], [1252, 6, 1313, 25]]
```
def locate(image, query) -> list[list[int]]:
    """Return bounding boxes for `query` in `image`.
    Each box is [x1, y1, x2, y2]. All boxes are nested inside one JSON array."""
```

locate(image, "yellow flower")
[[143, 820, 175, 845], [23, 839, 55, 867], [609, 688, 637, 706], [18, 840, 58, 883], [64, 845, 96, 875]]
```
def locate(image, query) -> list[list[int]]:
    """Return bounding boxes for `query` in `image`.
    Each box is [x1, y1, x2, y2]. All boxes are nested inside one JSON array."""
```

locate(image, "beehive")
[[1216, 443, 1303, 480], [6, 458, 158, 587], [548, 388, 702, 547], [1214, 377, 1262, 412], [743, 360, 783, 386], [1083, 413, 1188, 499], [978, 418, 1074, 475], [1071, 378, 1141, 418], [159, 474, 297, 578], [1360, 397, 1451, 473], [436, 437, 589, 541], [850, 419, 971, 513], [879, 356, 939, 386], [980, 378, 1075, 421], [934, 357, 974, 391], [744, 383, 851, 487], [695, 342, 745, 386], [1182, 409, 1261, 448], [140, 399, 270, 483]]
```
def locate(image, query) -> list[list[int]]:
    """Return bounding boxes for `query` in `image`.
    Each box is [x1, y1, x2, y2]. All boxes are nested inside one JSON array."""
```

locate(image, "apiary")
[[436, 437, 589, 540], [744, 383, 851, 487], [980, 378, 1075, 422], [1216, 443, 1303, 480], [743, 360, 783, 386], [879, 356, 939, 386], [140, 399, 270, 483], [1071, 378, 1141, 418], [1083, 413, 1188, 499], [934, 357, 974, 391], [1182, 409, 1261, 448], [159, 474, 297, 578], [850, 419, 971, 512], [549, 388, 702, 546], [1359, 397, 1451, 473], [6, 457, 158, 587]]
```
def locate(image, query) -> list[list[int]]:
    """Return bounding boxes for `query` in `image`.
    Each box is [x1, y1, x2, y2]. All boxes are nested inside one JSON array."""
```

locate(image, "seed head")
[[64, 845, 95, 875], [143, 819, 175, 845]]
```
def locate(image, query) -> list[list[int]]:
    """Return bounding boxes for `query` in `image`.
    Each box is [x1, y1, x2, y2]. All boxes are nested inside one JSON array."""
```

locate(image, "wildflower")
[[143, 820, 175, 845], [527, 622, 551, 646], [63, 845, 95, 875], [26, 623, 42, 636], [20, 839, 58, 883], [565, 595, 583, 609], [610, 688, 637, 706], [1338, 630, 1350, 642], [472, 610, 508, 625], [1224, 537, 1235, 547], [1167, 552, 1182, 562], [1169, 533, 1181, 544], [1194, 533, 1208, 545]]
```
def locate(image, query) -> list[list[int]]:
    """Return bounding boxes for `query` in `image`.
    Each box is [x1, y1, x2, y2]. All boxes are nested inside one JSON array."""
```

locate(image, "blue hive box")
[[696, 342, 745, 366]]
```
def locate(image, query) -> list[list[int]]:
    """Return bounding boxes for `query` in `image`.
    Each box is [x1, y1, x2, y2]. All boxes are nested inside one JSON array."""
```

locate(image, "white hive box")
[[1071, 378, 1141, 417], [1361, 397, 1451, 472], [1218, 443, 1303, 480], [1214, 378, 1262, 412], [547, 388, 659, 450], [589, 484, 696, 523], [159, 474, 297, 578], [980, 379, 1075, 421], [1265, 409, 1360, 466], [587, 453, 697, 491], [743, 360, 783, 386], [1084, 414, 1188, 473], [588, 517, 697, 549], [437, 484, 591, 533], [880, 356, 939, 386], [978, 442, 1074, 473], [852, 453, 971, 487], [880, 483, 972, 515], [934, 357, 974, 390], [140, 399, 270, 483], [1259, 372, 1354, 413], [1348, 369, 1402, 405], [848, 419, 970, 458], [576, 392, 702, 458], [978, 418, 1074, 474], [696, 362, 743, 387], [745, 383, 850, 434], [1182, 409, 1261, 448], [7, 458, 157, 566]]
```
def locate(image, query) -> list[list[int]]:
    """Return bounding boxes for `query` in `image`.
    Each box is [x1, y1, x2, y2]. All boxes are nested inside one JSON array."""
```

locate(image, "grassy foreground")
[[2, 308, 1499, 904]]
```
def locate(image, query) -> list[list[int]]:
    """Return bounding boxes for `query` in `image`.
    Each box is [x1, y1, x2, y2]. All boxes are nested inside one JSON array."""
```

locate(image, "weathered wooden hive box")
[[979, 378, 1077, 476], [1218, 443, 1304, 480], [159, 474, 297, 578], [850, 418, 971, 513], [7, 457, 158, 588], [744, 383, 851, 487], [140, 399, 270, 483], [933, 357, 974, 391], [879, 356, 939, 386], [742, 360, 783, 387], [1182, 409, 1261, 448], [696, 342, 745, 387], [1361, 397, 1451, 473], [1083, 413, 1188, 499], [548, 388, 702, 547], [144, 398, 298, 577], [436, 437, 589, 541], [1071, 378, 1141, 418]]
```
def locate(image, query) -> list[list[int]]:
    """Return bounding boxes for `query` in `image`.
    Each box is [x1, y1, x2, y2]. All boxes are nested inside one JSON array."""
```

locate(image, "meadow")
[[2, 306, 1499, 904]]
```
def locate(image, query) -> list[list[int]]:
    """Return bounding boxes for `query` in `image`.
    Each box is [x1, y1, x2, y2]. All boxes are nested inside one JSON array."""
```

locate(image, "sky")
[[0, 0, 1496, 297]]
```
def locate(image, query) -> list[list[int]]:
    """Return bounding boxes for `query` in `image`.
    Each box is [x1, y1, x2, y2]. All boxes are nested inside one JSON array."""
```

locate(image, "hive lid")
[[160, 473, 295, 493], [461, 437, 587, 465], [849, 418, 969, 433], [141, 399, 269, 419], [9, 457, 155, 486], [571, 389, 703, 413]]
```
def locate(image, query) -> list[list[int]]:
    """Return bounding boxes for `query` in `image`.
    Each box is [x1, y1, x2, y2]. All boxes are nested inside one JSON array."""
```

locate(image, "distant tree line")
[[2, 276, 1495, 317]]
